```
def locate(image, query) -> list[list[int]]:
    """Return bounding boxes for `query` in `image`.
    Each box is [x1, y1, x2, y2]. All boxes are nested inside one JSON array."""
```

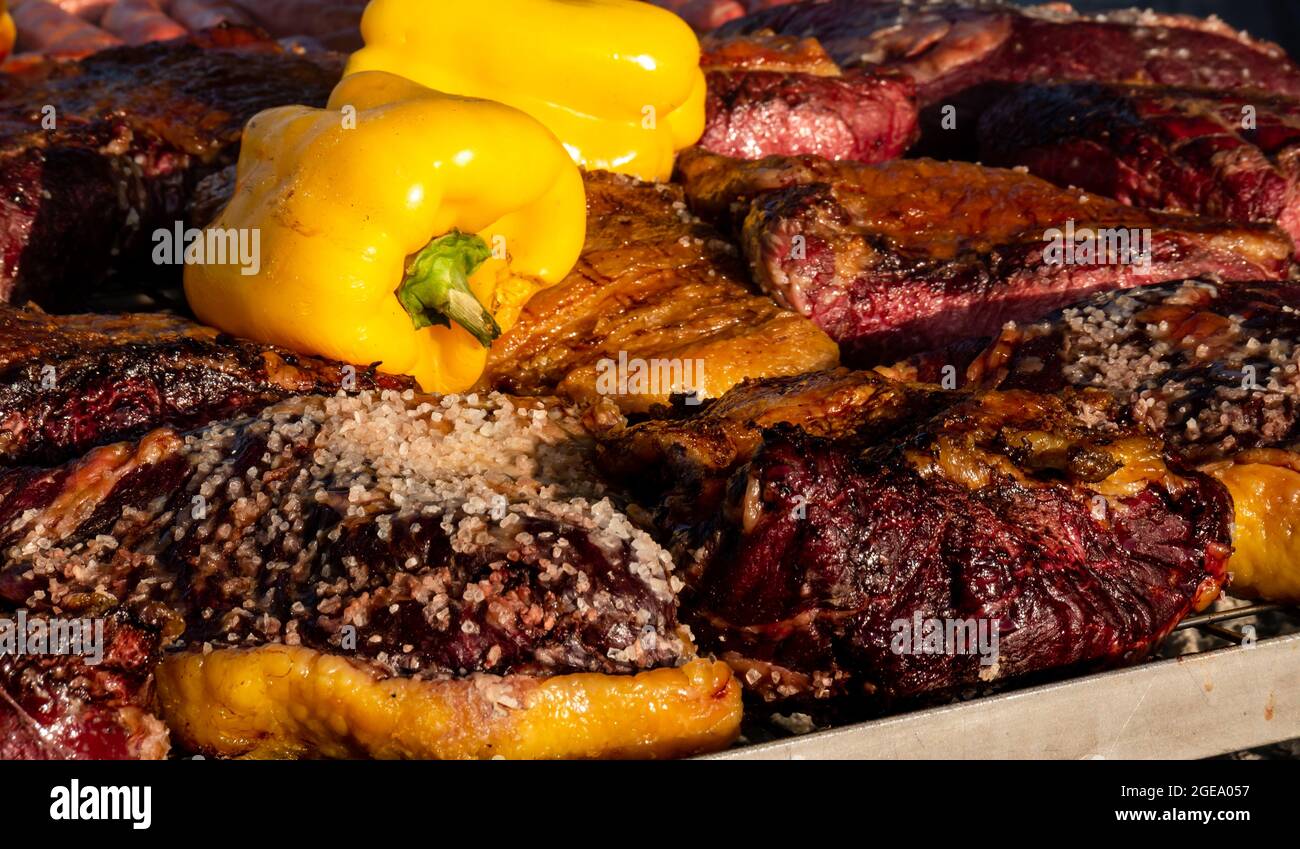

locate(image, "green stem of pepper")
[[396, 231, 500, 347]]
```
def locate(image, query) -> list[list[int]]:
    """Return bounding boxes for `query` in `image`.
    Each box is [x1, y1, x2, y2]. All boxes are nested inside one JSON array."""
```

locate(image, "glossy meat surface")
[[598, 367, 951, 525], [0, 304, 409, 466], [480, 170, 839, 414], [0, 392, 687, 679], [700, 33, 918, 162], [603, 373, 1232, 703], [715, 1, 1300, 104], [0, 26, 339, 306], [0, 391, 697, 756], [678, 149, 1294, 364], [964, 280, 1300, 605], [978, 84, 1300, 258], [968, 280, 1300, 463], [0, 608, 169, 760]]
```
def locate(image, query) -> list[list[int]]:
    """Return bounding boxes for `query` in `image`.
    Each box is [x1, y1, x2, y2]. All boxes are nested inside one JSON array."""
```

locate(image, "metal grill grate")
[[712, 600, 1300, 759], [1175, 602, 1298, 646]]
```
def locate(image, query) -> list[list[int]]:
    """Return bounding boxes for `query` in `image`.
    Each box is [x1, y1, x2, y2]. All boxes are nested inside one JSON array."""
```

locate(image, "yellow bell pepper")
[[183, 71, 586, 393], [344, 0, 706, 182], [0, 2, 14, 63]]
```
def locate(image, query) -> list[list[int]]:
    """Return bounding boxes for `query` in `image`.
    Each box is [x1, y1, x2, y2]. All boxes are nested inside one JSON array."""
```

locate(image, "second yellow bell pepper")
[[0, 2, 14, 63], [344, 0, 706, 181], [183, 71, 586, 393]]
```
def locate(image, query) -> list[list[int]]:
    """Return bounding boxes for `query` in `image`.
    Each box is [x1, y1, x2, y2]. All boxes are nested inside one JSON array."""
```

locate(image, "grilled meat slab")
[[0, 391, 700, 756], [968, 280, 1300, 463], [714, 1, 1300, 105], [603, 371, 1232, 704], [0, 304, 409, 466], [678, 149, 1294, 364], [977, 84, 1300, 258], [699, 33, 918, 162], [0, 391, 685, 677], [0, 26, 339, 307], [480, 170, 839, 414], [965, 280, 1300, 604], [599, 367, 952, 526], [0, 608, 169, 760]]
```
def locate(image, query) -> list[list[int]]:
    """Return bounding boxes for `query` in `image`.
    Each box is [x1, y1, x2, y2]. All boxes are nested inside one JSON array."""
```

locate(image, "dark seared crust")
[[714, 1, 1300, 104], [0, 393, 687, 683], [0, 305, 411, 466], [969, 280, 1300, 463], [696, 422, 1231, 703], [677, 149, 1293, 365], [0, 26, 340, 307], [605, 376, 1232, 703], [978, 83, 1300, 257], [598, 367, 952, 527], [0, 608, 169, 760]]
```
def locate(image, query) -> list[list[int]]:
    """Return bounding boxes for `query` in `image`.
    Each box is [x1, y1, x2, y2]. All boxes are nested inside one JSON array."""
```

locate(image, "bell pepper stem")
[[396, 231, 500, 347]]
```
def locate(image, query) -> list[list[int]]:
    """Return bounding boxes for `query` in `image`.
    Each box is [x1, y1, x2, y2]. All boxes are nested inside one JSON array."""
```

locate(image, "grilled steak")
[[0, 25, 339, 308], [963, 280, 1300, 604], [480, 169, 839, 414], [714, 1, 1300, 105], [0, 304, 410, 466], [677, 149, 1294, 364], [0, 608, 169, 760], [598, 367, 952, 526], [967, 280, 1300, 463], [0, 391, 694, 757], [699, 33, 918, 162], [977, 84, 1300, 259], [602, 370, 1232, 704]]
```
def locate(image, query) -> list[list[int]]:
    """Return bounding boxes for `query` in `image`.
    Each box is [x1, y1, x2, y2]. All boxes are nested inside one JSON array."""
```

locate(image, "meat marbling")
[[699, 32, 918, 163]]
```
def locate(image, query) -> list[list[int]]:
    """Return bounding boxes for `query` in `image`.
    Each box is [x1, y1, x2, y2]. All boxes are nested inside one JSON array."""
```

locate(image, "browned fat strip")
[[12, 0, 121, 54], [100, 0, 187, 45]]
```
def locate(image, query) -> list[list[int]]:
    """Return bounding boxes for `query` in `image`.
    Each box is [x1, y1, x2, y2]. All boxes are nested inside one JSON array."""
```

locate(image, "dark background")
[[1014, 0, 1300, 58]]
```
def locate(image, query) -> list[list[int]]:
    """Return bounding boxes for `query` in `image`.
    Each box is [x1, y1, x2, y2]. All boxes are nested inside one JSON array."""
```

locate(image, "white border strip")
[[707, 633, 1300, 760]]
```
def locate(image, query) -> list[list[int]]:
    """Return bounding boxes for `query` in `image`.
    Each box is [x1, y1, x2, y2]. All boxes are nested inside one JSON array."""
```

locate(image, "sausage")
[[167, 0, 254, 31], [100, 0, 187, 44], [11, 0, 121, 53]]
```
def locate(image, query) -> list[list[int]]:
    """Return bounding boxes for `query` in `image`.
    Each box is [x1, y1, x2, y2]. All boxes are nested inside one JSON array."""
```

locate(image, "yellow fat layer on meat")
[[1210, 461, 1300, 604], [156, 646, 742, 760]]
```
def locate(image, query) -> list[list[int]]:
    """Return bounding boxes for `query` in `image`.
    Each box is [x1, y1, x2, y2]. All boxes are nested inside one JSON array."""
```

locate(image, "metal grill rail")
[[711, 601, 1300, 759], [1176, 602, 1296, 646]]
